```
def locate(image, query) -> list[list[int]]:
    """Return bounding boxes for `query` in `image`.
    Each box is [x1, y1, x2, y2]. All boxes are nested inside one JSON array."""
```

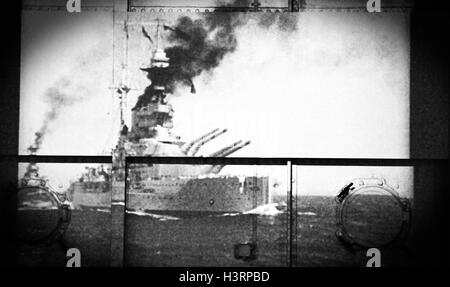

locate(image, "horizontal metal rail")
[[1, 155, 446, 166]]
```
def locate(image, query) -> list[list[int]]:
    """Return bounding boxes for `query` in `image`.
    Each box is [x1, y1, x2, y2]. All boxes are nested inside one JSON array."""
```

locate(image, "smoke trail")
[[134, 0, 298, 109], [27, 77, 81, 154], [24, 42, 110, 177], [24, 77, 82, 176], [25, 40, 110, 152]]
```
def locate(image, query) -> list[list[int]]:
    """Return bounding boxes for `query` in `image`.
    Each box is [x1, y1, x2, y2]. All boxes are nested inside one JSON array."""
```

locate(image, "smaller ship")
[[19, 163, 70, 210], [17, 163, 72, 244], [67, 165, 111, 209]]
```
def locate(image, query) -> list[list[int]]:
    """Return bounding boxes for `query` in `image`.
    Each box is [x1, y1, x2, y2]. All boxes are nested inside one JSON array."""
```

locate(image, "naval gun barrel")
[[210, 164, 226, 174], [220, 141, 251, 157], [182, 128, 220, 154], [209, 140, 243, 157], [207, 141, 250, 174], [190, 129, 228, 156]]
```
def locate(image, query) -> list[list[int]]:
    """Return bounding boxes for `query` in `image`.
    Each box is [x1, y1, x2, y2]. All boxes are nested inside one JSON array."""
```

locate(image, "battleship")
[[68, 20, 270, 212]]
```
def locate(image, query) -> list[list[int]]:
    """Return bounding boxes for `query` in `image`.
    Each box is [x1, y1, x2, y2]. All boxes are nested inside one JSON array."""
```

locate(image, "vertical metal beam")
[[110, 0, 128, 267], [289, 0, 301, 12], [292, 164, 298, 266], [286, 160, 293, 266], [252, 168, 258, 245]]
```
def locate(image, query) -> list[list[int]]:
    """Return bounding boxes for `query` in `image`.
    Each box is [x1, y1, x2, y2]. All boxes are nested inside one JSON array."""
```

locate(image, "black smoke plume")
[[25, 42, 109, 155], [25, 77, 81, 176], [27, 77, 80, 154], [135, 0, 297, 109], [28, 78, 76, 154], [22, 40, 110, 180]]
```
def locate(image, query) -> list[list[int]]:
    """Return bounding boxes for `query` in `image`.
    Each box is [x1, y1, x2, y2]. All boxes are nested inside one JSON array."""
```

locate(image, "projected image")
[[18, 0, 412, 267]]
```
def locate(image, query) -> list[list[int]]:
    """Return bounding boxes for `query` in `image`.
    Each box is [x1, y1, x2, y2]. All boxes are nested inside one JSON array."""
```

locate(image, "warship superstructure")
[[69, 20, 270, 212]]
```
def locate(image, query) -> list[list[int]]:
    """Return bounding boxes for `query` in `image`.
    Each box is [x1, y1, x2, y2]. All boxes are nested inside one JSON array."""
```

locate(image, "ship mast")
[[117, 77, 130, 129], [115, 18, 167, 132], [118, 20, 130, 129], [156, 19, 161, 50]]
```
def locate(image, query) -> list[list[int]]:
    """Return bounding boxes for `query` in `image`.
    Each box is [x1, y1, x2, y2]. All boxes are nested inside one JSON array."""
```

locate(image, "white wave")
[[18, 206, 58, 211], [126, 210, 180, 221], [244, 203, 283, 216], [215, 212, 240, 217], [96, 208, 111, 213], [111, 201, 125, 206], [297, 212, 317, 216]]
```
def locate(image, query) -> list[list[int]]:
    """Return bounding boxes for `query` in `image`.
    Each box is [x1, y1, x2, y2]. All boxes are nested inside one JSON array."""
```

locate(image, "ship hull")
[[70, 176, 270, 213], [69, 182, 111, 209]]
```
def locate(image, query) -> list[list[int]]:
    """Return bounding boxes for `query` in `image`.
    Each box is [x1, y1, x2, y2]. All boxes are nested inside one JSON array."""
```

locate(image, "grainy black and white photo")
[[0, 0, 448, 271]]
